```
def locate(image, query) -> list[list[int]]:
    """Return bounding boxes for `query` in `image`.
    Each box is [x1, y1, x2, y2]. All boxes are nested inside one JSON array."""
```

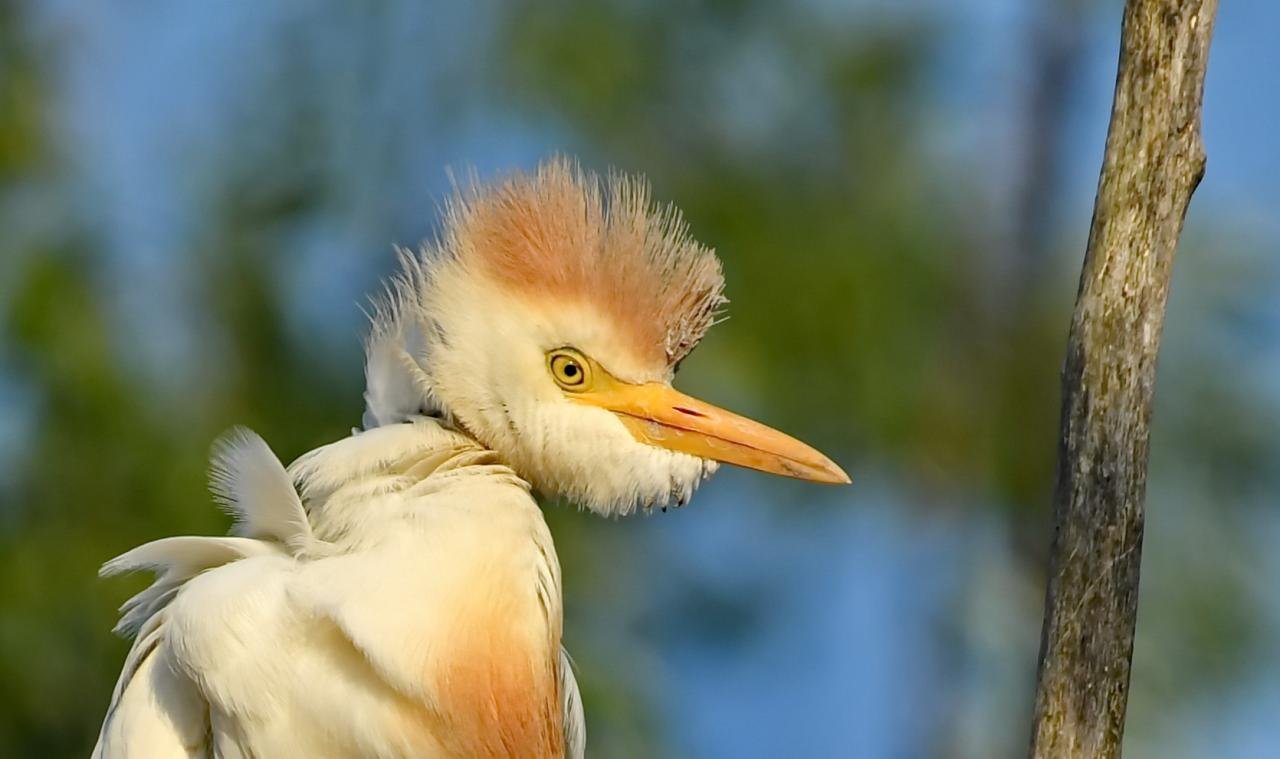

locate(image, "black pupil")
[[563, 362, 579, 378]]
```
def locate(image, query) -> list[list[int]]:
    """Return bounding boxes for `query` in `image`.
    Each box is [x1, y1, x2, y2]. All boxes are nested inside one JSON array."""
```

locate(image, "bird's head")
[[363, 158, 848, 516]]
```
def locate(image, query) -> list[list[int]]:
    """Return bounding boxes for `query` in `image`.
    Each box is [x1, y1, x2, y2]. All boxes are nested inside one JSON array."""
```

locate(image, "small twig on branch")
[[1028, 1, 1217, 758]]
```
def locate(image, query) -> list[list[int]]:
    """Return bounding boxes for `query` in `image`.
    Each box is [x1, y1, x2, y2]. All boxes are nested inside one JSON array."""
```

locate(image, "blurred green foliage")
[[1, 1, 1276, 757]]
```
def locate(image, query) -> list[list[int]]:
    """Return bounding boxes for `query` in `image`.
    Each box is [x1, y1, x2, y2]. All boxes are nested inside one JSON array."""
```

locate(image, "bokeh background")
[[1, 1, 1277, 757]]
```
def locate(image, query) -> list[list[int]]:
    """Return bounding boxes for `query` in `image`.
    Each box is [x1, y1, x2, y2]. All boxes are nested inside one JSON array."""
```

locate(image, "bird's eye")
[[548, 349, 591, 390]]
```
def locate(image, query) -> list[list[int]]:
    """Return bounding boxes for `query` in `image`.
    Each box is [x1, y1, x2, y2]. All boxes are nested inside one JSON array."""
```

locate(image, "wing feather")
[[93, 626, 209, 758], [560, 647, 586, 759], [209, 427, 315, 552], [97, 426, 307, 757], [102, 536, 278, 637]]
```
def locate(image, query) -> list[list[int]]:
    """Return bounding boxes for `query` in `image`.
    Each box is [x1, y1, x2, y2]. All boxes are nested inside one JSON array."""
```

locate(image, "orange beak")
[[572, 374, 850, 485]]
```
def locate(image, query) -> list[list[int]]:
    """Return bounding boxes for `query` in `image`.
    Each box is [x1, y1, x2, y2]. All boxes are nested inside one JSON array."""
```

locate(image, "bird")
[[93, 158, 849, 758]]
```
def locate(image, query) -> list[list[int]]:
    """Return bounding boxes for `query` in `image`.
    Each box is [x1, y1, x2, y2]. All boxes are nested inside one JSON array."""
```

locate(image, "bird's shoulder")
[[292, 416, 548, 542]]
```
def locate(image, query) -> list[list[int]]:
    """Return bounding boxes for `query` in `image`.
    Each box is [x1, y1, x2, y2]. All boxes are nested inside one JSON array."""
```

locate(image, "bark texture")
[[1028, 1, 1217, 757]]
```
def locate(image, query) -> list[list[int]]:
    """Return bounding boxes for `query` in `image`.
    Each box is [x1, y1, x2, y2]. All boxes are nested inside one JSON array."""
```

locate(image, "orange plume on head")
[[443, 158, 726, 369]]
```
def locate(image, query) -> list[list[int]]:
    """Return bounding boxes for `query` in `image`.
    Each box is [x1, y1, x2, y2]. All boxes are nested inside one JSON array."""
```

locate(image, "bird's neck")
[[290, 417, 506, 543]]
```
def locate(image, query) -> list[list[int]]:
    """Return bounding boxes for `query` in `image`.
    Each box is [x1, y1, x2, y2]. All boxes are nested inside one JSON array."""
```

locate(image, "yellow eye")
[[548, 349, 591, 390]]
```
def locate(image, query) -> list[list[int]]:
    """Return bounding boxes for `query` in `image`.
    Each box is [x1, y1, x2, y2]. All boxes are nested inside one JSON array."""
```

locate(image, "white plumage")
[[98, 421, 580, 758], [95, 159, 845, 758]]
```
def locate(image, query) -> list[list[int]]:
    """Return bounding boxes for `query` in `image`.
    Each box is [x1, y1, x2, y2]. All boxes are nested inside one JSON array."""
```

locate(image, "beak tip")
[[807, 452, 851, 485], [825, 463, 853, 485]]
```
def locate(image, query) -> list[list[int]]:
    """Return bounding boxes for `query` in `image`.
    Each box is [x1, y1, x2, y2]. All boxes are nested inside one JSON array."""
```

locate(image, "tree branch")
[[1028, 1, 1217, 757]]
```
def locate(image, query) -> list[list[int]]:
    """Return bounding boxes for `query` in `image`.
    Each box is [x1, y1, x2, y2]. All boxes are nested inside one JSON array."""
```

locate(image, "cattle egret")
[[94, 158, 849, 758]]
